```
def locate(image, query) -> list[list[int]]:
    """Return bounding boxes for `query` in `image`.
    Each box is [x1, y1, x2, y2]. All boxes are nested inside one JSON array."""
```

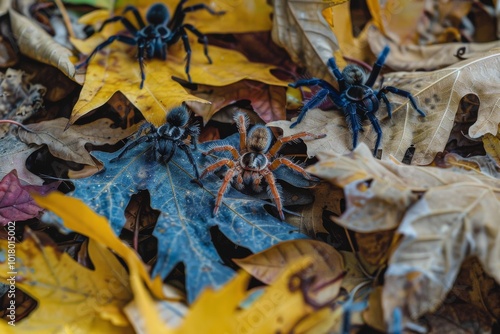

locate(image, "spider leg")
[[327, 57, 346, 91], [185, 123, 200, 150], [234, 112, 248, 153], [169, 0, 189, 30], [200, 158, 235, 179], [269, 157, 316, 180], [262, 169, 285, 221], [376, 90, 392, 118], [267, 132, 326, 157], [365, 46, 390, 87], [366, 112, 382, 155], [383, 86, 426, 116], [203, 145, 240, 160], [343, 103, 362, 149], [76, 35, 136, 69], [182, 4, 226, 16], [179, 143, 201, 179], [111, 134, 151, 162], [183, 24, 212, 64], [172, 27, 193, 82], [213, 167, 237, 216], [122, 5, 146, 28], [290, 88, 328, 128], [137, 41, 147, 89], [98, 16, 139, 34], [289, 78, 338, 93]]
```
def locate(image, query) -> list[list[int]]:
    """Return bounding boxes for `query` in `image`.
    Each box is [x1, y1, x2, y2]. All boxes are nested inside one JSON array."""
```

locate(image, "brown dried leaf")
[[234, 239, 344, 286], [271, 49, 500, 164], [270, 0, 345, 81], [18, 118, 138, 166], [186, 80, 286, 124], [0, 136, 42, 185], [9, 8, 75, 79]]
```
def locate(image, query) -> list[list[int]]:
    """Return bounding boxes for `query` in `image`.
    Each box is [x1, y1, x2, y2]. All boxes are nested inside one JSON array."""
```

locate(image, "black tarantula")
[[111, 105, 200, 179], [289, 46, 426, 154], [200, 112, 325, 220], [76, 1, 224, 88]]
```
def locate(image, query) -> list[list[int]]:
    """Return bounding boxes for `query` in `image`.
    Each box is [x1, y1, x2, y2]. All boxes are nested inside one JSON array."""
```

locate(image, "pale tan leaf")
[[9, 8, 75, 79], [383, 182, 500, 324], [18, 118, 139, 166], [270, 0, 345, 81], [368, 26, 500, 71]]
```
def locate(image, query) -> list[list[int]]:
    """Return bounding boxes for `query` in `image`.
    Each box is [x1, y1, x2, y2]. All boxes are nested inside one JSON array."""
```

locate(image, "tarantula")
[[200, 112, 325, 220], [289, 46, 426, 154], [111, 105, 200, 179], [76, 1, 224, 88]]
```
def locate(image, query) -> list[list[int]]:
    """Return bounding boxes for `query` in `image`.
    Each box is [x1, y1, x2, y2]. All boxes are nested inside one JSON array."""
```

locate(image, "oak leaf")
[[0, 231, 133, 333]]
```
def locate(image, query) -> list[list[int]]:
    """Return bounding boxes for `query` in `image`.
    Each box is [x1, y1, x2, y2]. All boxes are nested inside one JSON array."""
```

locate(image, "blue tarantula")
[[289, 46, 426, 154]]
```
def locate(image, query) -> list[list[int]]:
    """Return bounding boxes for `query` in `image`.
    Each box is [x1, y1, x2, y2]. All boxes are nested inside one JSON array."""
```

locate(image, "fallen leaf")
[[0, 231, 133, 333], [0, 170, 57, 225], [186, 80, 286, 124], [9, 8, 75, 79], [61, 138, 305, 302], [235, 239, 344, 284], [271, 0, 345, 81], [18, 118, 139, 166]]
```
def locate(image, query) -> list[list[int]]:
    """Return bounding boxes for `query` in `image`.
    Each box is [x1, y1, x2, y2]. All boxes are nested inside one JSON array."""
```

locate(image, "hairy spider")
[[200, 112, 325, 220], [111, 105, 200, 179], [76, 1, 224, 88], [289, 46, 426, 154]]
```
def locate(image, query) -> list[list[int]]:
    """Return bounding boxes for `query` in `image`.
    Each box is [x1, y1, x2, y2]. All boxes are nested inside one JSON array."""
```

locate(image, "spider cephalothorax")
[[200, 112, 325, 220], [289, 46, 426, 154], [111, 105, 200, 179], [76, 1, 224, 88]]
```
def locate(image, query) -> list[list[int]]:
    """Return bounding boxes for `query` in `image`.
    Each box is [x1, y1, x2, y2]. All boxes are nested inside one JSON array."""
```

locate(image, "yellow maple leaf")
[[70, 0, 285, 126], [33, 192, 165, 299], [0, 233, 133, 333]]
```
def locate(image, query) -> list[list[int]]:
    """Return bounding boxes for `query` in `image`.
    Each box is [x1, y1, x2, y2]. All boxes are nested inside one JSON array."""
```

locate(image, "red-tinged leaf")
[[0, 170, 58, 225]]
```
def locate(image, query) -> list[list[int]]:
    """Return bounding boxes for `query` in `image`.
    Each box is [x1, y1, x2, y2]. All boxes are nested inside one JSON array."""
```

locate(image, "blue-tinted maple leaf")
[[68, 138, 306, 302]]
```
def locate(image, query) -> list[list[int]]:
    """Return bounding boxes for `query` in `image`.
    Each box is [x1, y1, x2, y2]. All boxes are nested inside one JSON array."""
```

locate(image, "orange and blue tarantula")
[[200, 112, 325, 220]]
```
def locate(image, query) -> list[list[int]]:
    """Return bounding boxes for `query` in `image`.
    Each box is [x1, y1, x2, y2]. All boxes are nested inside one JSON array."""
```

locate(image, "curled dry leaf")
[[270, 0, 345, 81], [271, 48, 500, 164], [9, 8, 75, 79], [17, 118, 139, 166]]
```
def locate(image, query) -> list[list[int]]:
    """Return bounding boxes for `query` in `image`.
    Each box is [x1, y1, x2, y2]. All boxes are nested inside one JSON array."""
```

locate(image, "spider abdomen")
[[240, 152, 269, 171], [147, 3, 170, 25]]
